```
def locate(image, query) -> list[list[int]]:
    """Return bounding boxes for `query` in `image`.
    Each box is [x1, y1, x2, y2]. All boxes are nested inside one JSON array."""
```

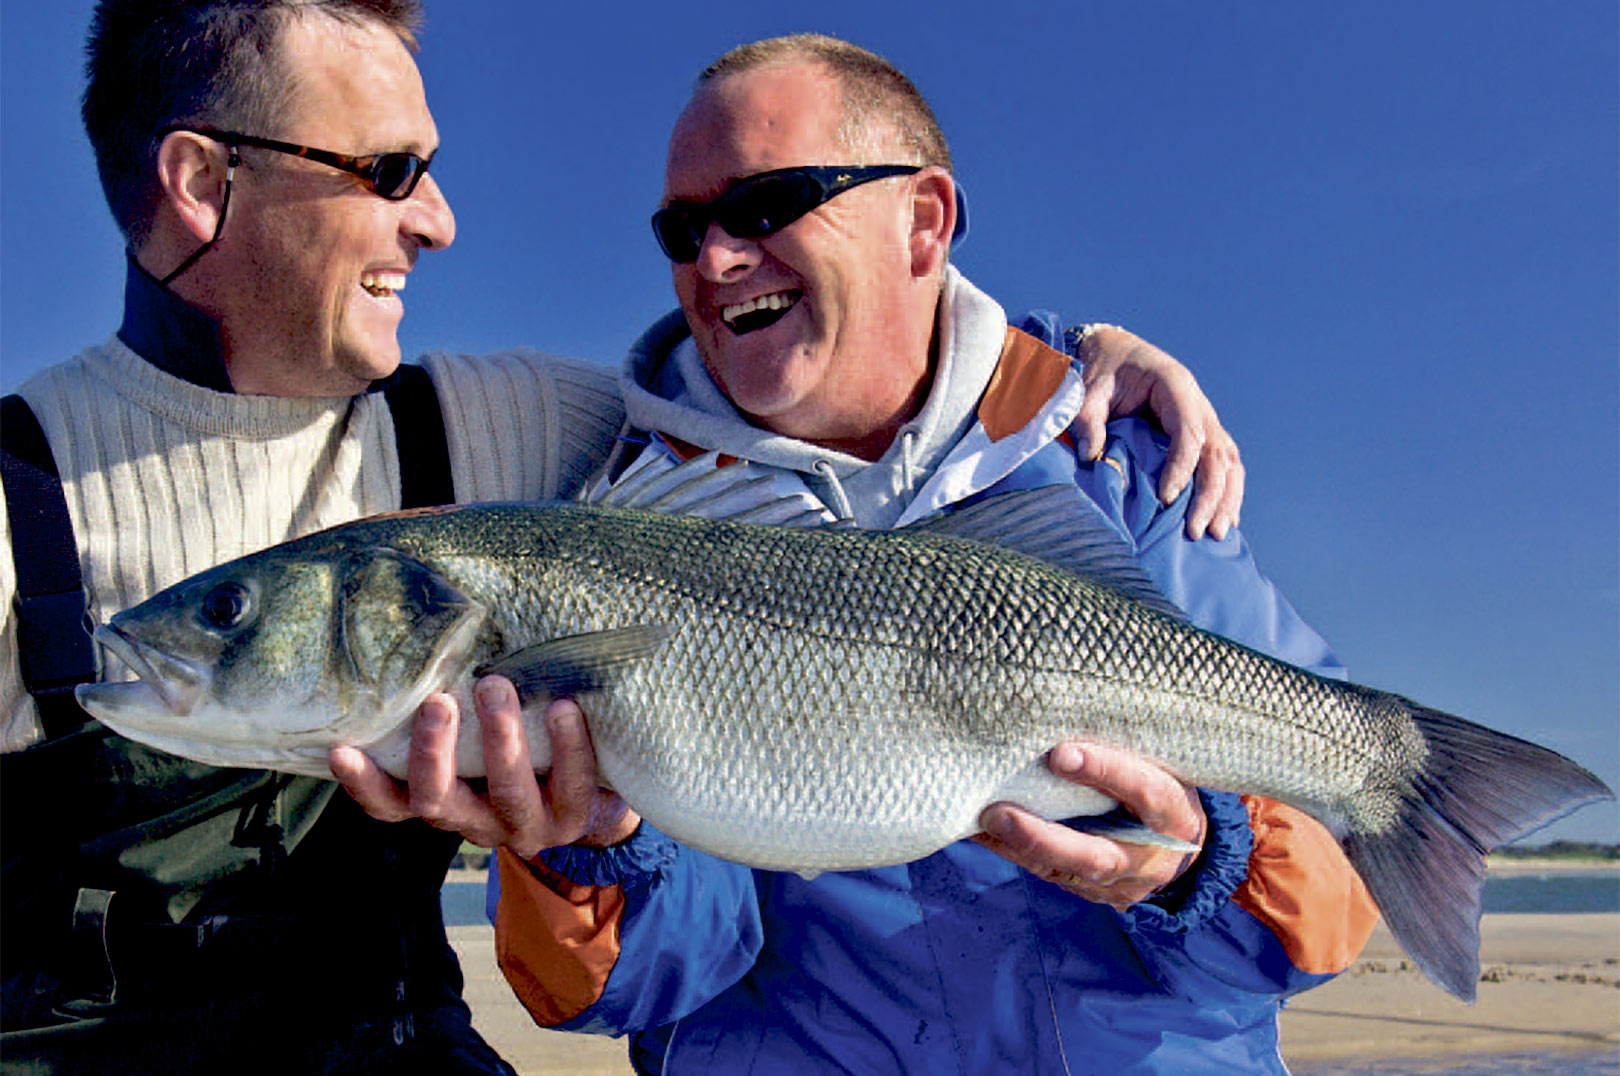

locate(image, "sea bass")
[[76, 461, 1611, 1003]]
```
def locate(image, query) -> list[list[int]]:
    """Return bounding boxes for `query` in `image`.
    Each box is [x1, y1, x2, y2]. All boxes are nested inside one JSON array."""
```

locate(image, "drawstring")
[[810, 459, 855, 522], [899, 428, 919, 493]]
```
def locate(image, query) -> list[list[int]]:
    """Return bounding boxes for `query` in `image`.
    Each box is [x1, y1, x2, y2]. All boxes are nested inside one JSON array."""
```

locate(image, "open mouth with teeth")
[[722, 290, 800, 335], [361, 271, 406, 299]]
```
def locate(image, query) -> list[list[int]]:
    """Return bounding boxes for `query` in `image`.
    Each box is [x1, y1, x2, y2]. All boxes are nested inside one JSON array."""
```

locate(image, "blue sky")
[[2, 2, 1616, 841]]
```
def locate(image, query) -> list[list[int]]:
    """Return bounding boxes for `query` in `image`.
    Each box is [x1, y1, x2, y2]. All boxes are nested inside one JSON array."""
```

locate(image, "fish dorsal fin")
[[588, 451, 843, 528], [476, 625, 670, 704], [903, 486, 1186, 621]]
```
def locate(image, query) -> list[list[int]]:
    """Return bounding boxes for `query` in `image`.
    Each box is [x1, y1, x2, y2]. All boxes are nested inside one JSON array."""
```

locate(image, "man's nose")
[[694, 221, 760, 283], [401, 172, 456, 250]]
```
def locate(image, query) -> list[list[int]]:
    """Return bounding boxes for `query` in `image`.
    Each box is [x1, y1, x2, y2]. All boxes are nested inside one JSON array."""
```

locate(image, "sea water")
[[1292, 1050, 1619, 1075], [1483, 871, 1620, 914], [441, 870, 1620, 927]]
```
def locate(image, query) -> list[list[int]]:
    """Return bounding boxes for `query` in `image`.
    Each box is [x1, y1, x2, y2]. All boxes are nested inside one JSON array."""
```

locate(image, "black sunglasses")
[[651, 164, 923, 263], [167, 128, 435, 201]]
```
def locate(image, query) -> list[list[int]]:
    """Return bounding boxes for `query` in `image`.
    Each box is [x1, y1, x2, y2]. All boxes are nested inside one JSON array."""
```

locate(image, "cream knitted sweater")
[[0, 337, 624, 750]]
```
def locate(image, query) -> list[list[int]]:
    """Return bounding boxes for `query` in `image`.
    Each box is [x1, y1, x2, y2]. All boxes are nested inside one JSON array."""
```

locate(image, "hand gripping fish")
[[76, 457, 1612, 1003]]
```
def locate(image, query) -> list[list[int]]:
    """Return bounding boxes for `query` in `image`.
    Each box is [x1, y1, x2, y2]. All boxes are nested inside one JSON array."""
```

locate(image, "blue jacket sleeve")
[[537, 825, 765, 1034]]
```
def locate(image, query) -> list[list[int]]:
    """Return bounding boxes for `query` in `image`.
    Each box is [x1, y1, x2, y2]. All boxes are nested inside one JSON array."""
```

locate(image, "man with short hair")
[[340, 34, 1378, 1074], [0, 2, 622, 1071], [2, 7, 1234, 1074]]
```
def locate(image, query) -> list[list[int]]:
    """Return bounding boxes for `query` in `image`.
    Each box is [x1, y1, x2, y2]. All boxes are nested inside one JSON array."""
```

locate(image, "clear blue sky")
[[3, 2, 1616, 841]]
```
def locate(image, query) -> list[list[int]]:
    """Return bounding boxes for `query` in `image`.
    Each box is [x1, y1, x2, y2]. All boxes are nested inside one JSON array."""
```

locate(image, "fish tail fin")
[[1342, 701, 1613, 1003]]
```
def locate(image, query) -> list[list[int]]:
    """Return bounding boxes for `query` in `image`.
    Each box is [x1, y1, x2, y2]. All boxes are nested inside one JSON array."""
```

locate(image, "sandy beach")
[[1280, 915, 1619, 1069], [446, 868, 1619, 1074]]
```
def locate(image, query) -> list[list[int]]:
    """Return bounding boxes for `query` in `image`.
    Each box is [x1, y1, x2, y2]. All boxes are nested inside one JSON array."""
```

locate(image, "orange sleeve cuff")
[[1232, 796, 1380, 975], [493, 845, 627, 1026]]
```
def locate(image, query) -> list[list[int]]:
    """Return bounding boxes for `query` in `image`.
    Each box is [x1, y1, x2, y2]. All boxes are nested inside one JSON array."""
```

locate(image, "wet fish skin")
[[76, 481, 1613, 1004]]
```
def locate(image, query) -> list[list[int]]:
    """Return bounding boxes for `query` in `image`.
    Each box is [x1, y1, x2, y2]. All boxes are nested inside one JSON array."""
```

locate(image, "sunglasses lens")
[[651, 172, 826, 262], [652, 208, 704, 262], [372, 154, 423, 199], [715, 172, 821, 239]]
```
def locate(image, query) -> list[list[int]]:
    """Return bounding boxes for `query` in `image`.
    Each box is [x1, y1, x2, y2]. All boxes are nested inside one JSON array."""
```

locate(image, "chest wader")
[[0, 367, 494, 1073]]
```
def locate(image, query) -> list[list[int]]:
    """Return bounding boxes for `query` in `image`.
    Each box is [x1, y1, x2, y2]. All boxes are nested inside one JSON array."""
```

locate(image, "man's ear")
[[908, 167, 956, 280], [154, 130, 231, 243]]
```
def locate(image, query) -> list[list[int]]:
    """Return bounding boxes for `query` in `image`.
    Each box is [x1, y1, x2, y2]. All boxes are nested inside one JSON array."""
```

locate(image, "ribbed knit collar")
[[115, 255, 394, 396], [117, 256, 235, 392]]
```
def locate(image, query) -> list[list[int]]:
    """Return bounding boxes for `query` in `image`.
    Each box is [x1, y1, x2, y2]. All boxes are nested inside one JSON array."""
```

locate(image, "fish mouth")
[[92, 623, 209, 717]]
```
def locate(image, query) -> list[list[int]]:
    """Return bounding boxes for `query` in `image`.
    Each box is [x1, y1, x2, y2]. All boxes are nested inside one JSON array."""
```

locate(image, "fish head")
[[76, 543, 486, 776]]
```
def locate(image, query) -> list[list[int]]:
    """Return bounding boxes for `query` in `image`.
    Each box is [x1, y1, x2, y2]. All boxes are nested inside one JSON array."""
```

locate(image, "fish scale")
[[77, 473, 1612, 1002]]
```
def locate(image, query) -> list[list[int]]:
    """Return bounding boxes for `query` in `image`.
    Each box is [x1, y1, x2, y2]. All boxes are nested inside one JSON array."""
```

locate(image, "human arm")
[[1015, 314, 1242, 540], [329, 679, 762, 1033], [0, 492, 46, 752]]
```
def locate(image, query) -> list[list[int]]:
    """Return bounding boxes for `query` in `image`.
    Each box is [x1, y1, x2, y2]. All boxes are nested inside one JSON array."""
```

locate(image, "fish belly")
[[581, 630, 1117, 872]]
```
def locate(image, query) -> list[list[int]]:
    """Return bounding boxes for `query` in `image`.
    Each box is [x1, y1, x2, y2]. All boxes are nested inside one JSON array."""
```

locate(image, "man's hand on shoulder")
[[1073, 325, 1245, 541], [329, 676, 639, 859]]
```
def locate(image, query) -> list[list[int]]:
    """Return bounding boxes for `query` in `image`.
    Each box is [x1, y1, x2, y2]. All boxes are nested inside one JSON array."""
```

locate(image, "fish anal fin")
[[1063, 808, 1201, 853]]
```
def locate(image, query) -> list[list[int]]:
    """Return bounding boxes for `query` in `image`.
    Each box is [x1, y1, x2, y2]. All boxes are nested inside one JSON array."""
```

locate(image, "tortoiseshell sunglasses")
[[163, 127, 434, 200]]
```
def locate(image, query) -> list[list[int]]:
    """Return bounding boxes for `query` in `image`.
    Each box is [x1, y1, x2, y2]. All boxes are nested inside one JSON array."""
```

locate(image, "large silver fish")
[[76, 461, 1611, 1002]]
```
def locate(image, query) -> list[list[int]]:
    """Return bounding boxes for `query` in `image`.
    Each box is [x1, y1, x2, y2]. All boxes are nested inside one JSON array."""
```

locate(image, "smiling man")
[[3, 5, 1264, 1073], [0, 2, 623, 1072], [140, 13, 452, 395], [363, 34, 1379, 1075]]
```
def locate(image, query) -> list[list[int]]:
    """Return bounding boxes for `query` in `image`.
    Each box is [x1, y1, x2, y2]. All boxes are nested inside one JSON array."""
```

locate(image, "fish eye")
[[200, 582, 253, 631]]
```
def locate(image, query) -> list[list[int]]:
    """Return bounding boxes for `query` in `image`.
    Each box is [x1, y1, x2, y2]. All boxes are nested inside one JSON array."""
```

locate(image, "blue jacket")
[[493, 299, 1375, 1075]]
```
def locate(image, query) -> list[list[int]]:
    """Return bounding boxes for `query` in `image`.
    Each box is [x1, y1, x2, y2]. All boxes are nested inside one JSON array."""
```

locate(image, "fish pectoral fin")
[[476, 625, 670, 703], [1064, 808, 1201, 854]]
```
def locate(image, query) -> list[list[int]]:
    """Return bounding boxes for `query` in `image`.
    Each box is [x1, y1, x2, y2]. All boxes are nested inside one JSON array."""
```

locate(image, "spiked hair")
[[82, 0, 423, 244]]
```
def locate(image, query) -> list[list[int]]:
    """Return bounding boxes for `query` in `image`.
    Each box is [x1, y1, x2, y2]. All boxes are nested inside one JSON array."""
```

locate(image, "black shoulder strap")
[[382, 364, 455, 510], [0, 394, 98, 738]]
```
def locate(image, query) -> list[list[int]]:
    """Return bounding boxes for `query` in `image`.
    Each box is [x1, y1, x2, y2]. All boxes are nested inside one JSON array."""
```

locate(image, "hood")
[[619, 266, 1010, 529]]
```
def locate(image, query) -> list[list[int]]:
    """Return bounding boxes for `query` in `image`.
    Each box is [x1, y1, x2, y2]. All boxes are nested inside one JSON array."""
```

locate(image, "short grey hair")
[[698, 33, 951, 171]]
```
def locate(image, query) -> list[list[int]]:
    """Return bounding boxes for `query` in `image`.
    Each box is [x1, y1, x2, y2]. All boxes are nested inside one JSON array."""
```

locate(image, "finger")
[[1051, 743, 1202, 842], [1184, 451, 1225, 541], [1158, 419, 1203, 509], [1074, 370, 1113, 461], [976, 802, 1131, 879], [399, 697, 510, 845], [329, 745, 415, 823], [406, 694, 463, 820], [474, 676, 548, 854], [1212, 444, 1245, 540], [544, 698, 601, 841]]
